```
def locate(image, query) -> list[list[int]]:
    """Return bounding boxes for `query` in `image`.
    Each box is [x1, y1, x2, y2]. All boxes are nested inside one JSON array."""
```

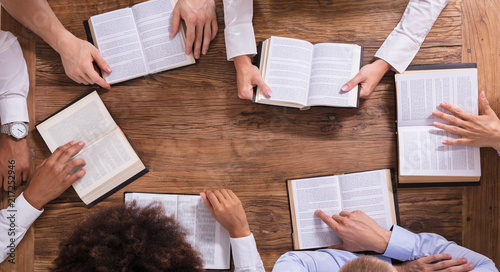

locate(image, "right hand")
[[170, 0, 218, 59], [23, 141, 86, 210], [341, 59, 391, 99], [395, 254, 474, 272], [315, 209, 392, 253], [58, 34, 112, 90], [233, 55, 271, 100], [200, 189, 251, 238]]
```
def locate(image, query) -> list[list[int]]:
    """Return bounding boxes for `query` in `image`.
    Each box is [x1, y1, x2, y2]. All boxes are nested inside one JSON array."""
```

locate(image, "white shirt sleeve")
[[0, 31, 30, 125], [223, 0, 257, 60], [374, 0, 449, 73], [0, 192, 43, 263], [384, 225, 498, 271], [231, 233, 265, 272]]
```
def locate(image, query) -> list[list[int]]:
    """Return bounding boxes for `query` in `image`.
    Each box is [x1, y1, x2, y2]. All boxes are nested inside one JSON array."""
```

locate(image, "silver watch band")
[[0, 124, 9, 134]]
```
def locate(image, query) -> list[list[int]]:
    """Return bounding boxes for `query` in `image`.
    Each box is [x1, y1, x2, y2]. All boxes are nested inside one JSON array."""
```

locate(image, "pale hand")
[[342, 59, 391, 99], [24, 141, 86, 210], [395, 254, 474, 272], [171, 0, 217, 59], [58, 33, 111, 89], [201, 189, 251, 238], [315, 209, 391, 253], [0, 135, 30, 190], [432, 91, 500, 151], [234, 55, 271, 100]]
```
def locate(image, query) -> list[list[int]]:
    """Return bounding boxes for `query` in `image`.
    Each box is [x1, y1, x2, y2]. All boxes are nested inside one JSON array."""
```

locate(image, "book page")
[[259, 36, 314, 106], [307, 43, 360, 107], [338, 170, 394, 230], [291, 176, 343, 249], [90, 8, 149, 84], [36, 93, 116, 151], [124, 192, 178, 217], [70, 128, 141, 198], [132, 0, 194, 73], [399, 126, 481, 177], [396, 69, 478, 127], [125, 193, 230, 269]]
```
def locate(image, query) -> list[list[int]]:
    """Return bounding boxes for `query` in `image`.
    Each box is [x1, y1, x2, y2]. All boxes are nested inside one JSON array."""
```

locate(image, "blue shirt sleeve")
[[384, 225, 497, 271]]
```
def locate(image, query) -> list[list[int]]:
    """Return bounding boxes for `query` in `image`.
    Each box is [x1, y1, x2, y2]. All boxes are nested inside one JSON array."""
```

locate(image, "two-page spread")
[[395, 64, 481, 184]]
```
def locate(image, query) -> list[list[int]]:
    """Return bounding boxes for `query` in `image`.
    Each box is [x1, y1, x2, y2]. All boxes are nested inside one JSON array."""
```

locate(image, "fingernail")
[[442, 140, 448, 144], [341, 84, 349, 92], [78, 141, 85, 146], [70, 141, 76, 145], [480, 91, 486, 99], [441, 102, 447, 106], [195, 54, 199, 59], [202, 50, 207, 55], [267, 89, 273, 96], [105, 66, 112, 73], [462, 258, 467, 263], [432, 110, 439, 115]]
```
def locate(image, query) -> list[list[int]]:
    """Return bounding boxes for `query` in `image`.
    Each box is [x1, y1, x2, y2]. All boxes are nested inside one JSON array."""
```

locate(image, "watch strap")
[[0, 124, 9, 134]]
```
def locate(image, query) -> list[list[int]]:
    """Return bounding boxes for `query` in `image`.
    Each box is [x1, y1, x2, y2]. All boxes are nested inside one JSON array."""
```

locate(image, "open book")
[[287, 169, 398, 250], [254, 36, 362, 109], [83, 0, 195, 84], [395, 64, 481, 184], [36, 90, 148, 206], [124, 192, 231, 270]]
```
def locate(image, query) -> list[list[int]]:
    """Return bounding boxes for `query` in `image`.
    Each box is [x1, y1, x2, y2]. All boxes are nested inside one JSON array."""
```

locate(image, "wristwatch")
[[1, 122, 29, 140]]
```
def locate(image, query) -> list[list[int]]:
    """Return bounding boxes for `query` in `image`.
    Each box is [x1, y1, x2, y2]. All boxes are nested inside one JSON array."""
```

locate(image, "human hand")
[[0, 135, 30, 191], [57, 33, 111, 90], [315, 209, 391, 253], [171, 0, 218, 59], [432, 91, 500, 151], [395, 254, 474, 272], [23, 141, 86, 210], [233, 55, 271, 100], [200, 189, 251, 238], [341, 59, 391, 99]]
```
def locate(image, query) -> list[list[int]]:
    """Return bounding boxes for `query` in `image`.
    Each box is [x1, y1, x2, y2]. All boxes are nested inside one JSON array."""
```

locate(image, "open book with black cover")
[[395, 63, 481, 185], [36, 90, 148, 206], [124, 192, 231, 270], [254, 36, 363, 110], [83, 0, 195, 84], [287, 169, 398, 250]]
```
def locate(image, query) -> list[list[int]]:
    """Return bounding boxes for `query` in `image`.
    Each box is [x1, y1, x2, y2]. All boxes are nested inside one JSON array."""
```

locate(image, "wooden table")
[[1, 0, 499, 270]]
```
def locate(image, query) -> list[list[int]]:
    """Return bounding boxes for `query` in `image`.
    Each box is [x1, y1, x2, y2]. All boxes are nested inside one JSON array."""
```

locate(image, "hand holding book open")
[[432, 91, 500, 152], [234, 55, 271, 100], [171, 0, 218, 59], [201, 189, 251, 238], [341, 59, 392, 99], [24, 141, 86, 210]]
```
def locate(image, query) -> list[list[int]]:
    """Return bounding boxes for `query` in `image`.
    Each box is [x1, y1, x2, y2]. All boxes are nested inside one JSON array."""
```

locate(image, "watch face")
[[11, 123, 27, 139]]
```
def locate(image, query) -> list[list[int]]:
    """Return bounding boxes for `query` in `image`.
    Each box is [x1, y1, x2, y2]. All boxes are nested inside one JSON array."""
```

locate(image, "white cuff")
[[374, 31, 421, 73], [14, 193, 44, 230], [230, 233, 263, 269], [225, 24, 257, 61], [0, 97, 29, 125]]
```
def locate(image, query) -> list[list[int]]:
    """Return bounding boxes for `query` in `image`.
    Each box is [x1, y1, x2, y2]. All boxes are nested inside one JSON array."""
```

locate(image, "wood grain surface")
[[1, 0, 498, 270]]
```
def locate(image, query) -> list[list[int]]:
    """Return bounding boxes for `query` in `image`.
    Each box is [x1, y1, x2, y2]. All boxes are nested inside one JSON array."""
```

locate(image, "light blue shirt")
[[272, 225, 498, 271]]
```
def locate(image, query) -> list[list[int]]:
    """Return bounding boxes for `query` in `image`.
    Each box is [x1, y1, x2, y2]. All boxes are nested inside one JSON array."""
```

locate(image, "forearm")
[[384, 226, 497, 271], [1, 0, 73, 54], [375, 0, 449, 73]]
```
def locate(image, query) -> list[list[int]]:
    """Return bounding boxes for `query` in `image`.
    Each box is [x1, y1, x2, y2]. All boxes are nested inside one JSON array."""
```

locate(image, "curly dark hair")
[[51, 202, 203, 272]]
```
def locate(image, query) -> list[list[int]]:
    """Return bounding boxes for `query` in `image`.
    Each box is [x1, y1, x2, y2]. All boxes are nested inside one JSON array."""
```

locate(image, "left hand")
[[432, 91, 500, 151], [341, 59, 391, 99], [200, 189, 251, 238], [170, 0, 218, 59], [0, 134, 30, 191], [58, 34, 112, 90], [395, 254, 474, 272]]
